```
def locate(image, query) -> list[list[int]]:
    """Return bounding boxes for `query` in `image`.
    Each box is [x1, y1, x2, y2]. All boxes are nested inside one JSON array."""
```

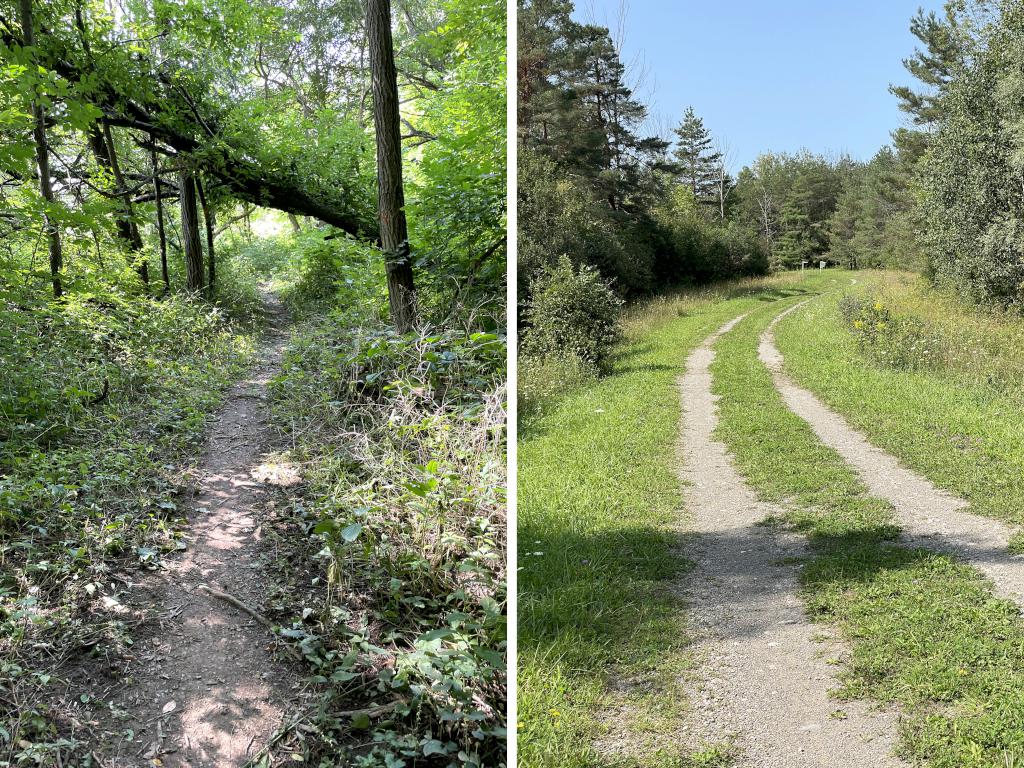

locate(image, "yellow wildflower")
[[876, 322, 886, 330], [853, 319, 864, 329], [549, 708, 561, 717], [874, 301, 884, 311]]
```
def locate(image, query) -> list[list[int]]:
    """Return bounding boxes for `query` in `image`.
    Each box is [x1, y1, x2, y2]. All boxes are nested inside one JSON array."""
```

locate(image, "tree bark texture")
[[196, 176, 215, 292], [367, 0, 416, 333], [178, 171, 205, 295], [151, 148, 169, 290]]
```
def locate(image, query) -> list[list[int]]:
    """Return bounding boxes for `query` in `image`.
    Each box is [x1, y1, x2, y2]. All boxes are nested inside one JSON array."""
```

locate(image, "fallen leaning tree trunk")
[[0, 17, 376, 240]]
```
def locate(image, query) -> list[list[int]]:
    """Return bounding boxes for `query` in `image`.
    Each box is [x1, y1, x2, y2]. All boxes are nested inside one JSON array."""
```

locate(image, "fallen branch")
[[195, 584, 303, 661]]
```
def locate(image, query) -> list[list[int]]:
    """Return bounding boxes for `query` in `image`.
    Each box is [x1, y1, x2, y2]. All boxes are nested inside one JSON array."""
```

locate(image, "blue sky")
[[573, 0, 946, 171]]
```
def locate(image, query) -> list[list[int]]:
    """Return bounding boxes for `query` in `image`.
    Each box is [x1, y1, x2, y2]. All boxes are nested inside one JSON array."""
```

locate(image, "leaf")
[[350, 711, 371, 729], [340, 523, 362, 543], [422, 739, 449, 756], [162, 700, 177, 714]]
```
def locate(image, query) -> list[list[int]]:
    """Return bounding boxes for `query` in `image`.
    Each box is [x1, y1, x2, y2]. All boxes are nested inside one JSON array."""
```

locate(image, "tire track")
[[760, 301, 1024, 607], [678, 315, 902, 767]]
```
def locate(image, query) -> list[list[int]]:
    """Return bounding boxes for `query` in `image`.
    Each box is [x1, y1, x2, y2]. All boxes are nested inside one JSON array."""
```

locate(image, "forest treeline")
[[518, 0, 1024, 395]]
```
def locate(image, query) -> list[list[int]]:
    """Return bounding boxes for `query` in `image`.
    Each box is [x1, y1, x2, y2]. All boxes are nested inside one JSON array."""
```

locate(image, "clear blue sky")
[[574, 0, 945, 171]]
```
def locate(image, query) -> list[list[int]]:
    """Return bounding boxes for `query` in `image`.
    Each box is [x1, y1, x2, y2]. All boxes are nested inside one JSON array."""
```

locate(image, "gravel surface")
[[677, 315, 903, 767], [761, 301, 1024, 607]]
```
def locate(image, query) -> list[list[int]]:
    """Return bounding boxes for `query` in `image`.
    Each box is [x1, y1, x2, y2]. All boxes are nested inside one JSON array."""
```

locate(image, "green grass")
[[774, 270, 1024, 527], [517, 274, 807, 768], [711, 276, 1024, 766]]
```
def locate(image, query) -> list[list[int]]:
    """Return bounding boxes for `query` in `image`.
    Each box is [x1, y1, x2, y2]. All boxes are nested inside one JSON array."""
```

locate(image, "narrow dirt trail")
[[86, 294, 303, 766], [760, 301, 1024, 607], [678, 316, 902, 767]]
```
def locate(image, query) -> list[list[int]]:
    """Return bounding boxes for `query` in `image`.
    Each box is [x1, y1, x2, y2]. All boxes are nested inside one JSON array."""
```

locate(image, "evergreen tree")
[[672, 107, 722, 208], [889, 3, 975, 158]]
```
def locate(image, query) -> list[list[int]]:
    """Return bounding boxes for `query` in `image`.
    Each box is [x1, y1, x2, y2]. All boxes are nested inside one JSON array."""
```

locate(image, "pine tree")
[[672, 107, 722, 208], [889, 4, 970, 158]]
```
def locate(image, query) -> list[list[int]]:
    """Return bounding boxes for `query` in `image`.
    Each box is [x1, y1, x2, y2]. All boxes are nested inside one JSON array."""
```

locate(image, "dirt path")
[[677, 316, 902, 767], [760, 301, 1024, 607], [84, 294, 302, 766]]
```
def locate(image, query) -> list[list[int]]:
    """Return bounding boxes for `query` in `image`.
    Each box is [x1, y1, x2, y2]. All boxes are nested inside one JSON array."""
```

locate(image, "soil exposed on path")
[[79, 294, 303, 766], [760, 301, 1024, 608], [678, 315, 902, 767]]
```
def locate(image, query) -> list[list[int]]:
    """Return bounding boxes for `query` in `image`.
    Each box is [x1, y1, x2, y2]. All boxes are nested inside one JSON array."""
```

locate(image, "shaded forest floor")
[[2, 248, 507, 767], [54, 291, 305, 764]]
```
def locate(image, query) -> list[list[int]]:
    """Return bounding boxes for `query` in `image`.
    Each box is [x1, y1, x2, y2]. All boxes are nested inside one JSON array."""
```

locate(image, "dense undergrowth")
[[215, 232, 510, 767], [0, 281, 256, 761]]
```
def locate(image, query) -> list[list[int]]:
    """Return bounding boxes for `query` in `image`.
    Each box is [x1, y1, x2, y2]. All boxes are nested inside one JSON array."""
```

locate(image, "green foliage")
[[406, 0, 507, 319], [672, 106, 723, 208], [521, 257, 623, 372], [265, 319, 507, 766], [651, 186, 768, 283], [0, 288, 255, 751]]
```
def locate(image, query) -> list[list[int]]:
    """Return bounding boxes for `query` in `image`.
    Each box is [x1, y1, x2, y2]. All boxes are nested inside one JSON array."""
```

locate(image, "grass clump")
[[711, 278, 1024, 766], [262, 317, 507, 767]]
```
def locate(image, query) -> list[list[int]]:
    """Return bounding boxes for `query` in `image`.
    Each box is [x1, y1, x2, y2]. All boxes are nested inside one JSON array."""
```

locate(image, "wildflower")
[[876, 322, 886, 330], [874, 301, 884, 311], [518, 721, 525, 730], [853, 320, 864, 329], [549, 708, 561, 717]]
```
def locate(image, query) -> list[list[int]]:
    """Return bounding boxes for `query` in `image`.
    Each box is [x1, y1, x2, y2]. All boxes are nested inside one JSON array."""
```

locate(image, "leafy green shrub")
[[265, 320, 507, 767], [650, 186, 769, 284], [275, 230, 389, 323], [520, 256, 623, 371], [518, 149, 652, 300]]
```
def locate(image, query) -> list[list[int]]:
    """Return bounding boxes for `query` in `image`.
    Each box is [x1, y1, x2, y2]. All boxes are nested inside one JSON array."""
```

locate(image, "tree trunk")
[[91, 120, 149, 287], [288, 213, 301, 232], [151, 147, 169, 291], [103, 121, 147, 285], [196, 177, 215, 293], [367, 0, 415, 333], [20, 0, 63, 298], [179, 171, 205, 295]]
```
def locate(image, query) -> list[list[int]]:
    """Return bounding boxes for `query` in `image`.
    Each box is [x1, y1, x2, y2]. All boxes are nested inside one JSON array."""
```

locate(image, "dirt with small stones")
[[677, 314, 903, 767], [760, 299, 1024, 607], [73, 294, 305, 767]]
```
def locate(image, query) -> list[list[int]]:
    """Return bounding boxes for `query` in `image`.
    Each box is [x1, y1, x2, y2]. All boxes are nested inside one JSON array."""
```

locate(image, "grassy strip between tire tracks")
[[712, 281, 1024, 767]]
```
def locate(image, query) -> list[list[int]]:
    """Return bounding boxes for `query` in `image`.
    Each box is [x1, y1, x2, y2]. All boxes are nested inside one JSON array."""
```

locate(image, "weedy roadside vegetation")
[[0, 282, 257, 761], [252, 245, 507, 766]]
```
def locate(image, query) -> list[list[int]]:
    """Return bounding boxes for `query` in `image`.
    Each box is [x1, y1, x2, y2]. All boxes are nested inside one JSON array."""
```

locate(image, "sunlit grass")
[[775, 270, 1024, 526], [712, 280, 1024, 766], [518, 273, 802, 767]]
